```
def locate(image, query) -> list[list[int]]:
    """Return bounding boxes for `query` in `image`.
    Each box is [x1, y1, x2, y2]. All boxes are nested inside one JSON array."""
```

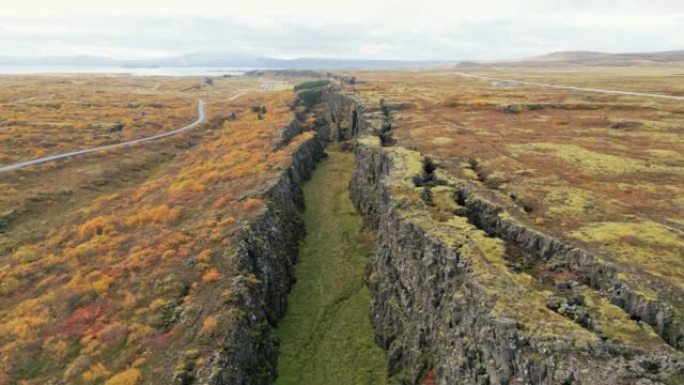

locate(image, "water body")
[[275, 149, 386, 385], [0, 65, 255, 76]]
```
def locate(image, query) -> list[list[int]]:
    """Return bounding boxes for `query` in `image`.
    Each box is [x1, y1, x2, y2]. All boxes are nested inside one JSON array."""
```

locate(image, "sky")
[[1, 0, 683, 61]]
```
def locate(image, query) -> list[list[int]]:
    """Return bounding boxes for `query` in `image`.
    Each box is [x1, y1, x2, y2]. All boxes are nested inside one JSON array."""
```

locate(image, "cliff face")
[[328, 86, 684, 383], [459, 186, 684, 352], [349, 136, 684, 385], [322, 88, 369, 141], [190, 104, 327, 385], [192, 86, 365, 385]]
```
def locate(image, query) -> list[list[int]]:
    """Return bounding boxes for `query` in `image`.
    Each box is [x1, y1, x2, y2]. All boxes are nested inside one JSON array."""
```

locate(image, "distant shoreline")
[[0, 65, 254, 76]]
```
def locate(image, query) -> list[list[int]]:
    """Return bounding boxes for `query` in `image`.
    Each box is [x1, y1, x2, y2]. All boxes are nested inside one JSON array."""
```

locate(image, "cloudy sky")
[[1, 0, 683, 60]]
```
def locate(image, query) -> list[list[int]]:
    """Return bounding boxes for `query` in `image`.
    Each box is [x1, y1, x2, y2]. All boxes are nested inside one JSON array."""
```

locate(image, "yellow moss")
[[543, 187, 600, 217], [571, 220, 680, 248], [12, 246, 39, 264], [645, 148, 681, 159], [570, 221, 684, 289], [497, 210, 514, 221], [508, 142, 673, 175], [393, 148, 424, 175], [461, 167, 479, 180], [462, 229, 596, 345], [468, 230, 507, 268], [430, 186, 459, 213], [357, 135, 380, 148], [431, 136, 454, 145], [104, 369, 141, 385], [585, 293, 663, 347], [82, 362, 111, 382], [92, 275, 113, 294]]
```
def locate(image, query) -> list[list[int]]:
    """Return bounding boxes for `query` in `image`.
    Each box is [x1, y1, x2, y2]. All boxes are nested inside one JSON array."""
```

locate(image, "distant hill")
[[531, 50, 684, 65], [457, 50, 684, 68]]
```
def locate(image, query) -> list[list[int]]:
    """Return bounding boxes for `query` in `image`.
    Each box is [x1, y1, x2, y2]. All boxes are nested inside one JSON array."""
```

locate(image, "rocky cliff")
[[189, 84, 366, 385], [188, 96, 327, 385], [328, 73, 684, 385], [350, 135, 684, 384], [322, 87, 369, 141]]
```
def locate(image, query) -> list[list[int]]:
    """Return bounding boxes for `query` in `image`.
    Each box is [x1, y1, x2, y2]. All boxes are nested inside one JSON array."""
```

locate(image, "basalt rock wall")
[[349, 132, 683, 385], [190, 98, 327, 385]]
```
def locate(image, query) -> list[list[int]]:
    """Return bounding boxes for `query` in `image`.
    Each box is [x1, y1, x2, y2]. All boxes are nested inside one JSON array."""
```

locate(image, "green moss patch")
[[274, 149, 386, 385]]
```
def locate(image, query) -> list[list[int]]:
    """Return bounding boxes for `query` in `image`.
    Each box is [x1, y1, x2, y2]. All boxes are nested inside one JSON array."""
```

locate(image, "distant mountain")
[[456, 50, 684, 68], [531, 50, 684, 65], [0, 52, 448, 70]]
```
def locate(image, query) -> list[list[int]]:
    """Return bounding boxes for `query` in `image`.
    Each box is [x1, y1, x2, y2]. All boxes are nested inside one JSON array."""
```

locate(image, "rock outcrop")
[[350, 134, 684, 385], [190, 97, 327, 385], [190, 84, 366, 385], [322, 88, 366, 140]]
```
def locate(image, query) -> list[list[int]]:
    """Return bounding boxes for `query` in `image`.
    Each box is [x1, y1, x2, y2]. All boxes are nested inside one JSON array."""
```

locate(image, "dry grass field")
[[0, 75, 278, 164], [0, 74, 308, 384]]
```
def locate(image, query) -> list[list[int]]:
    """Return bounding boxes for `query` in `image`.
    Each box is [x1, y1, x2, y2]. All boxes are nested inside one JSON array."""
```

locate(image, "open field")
[[0, 74, 311, 384], [0, 75, 283, 165], [456, 66, 684, 96]]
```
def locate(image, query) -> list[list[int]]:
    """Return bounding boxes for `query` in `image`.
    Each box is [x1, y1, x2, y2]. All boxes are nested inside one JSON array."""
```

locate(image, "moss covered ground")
[[274, 148, 387, 385]]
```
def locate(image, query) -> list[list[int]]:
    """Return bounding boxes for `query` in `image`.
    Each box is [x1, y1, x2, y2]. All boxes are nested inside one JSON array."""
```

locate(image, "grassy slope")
[[274, 148, 386, 385]]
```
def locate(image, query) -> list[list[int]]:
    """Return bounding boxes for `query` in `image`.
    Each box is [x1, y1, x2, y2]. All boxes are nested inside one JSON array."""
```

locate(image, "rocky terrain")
[[1, 70, 682, 385], [322, 69, 684, 384]]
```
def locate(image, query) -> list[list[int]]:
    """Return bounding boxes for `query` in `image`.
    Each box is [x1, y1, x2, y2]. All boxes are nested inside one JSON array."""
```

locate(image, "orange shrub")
[[200, 315, 218, 335], [79, 215, 120, 238], [127, 205, 182, 226], [196, 249, 213, 263], [201, 268, 222, 283], [212, 196, 235, 208], [243, 198, 264, 211]]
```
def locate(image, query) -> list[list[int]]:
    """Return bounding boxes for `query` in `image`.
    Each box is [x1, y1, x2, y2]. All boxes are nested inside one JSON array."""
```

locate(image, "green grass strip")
[[275, 148, 386, 385]]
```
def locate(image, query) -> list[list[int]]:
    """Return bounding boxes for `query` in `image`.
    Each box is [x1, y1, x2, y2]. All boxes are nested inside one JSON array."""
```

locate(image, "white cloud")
[[0, 0, 682, 60]]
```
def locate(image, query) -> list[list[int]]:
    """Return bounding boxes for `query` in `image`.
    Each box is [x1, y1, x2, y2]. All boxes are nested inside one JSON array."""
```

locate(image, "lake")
[[0, 66, 257, 77]]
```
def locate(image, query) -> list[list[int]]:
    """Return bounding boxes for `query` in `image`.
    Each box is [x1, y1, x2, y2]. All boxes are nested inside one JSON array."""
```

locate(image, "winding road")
[[454, 72, 684, 101], [0, 100, 206, 173]]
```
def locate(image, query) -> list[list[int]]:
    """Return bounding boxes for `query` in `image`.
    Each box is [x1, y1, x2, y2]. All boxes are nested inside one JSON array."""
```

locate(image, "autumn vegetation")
[[0, 74, 309, 384], [2, 66, 682, 383]]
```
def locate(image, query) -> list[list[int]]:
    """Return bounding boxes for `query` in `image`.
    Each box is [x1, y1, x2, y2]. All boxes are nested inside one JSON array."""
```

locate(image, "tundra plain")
[[0, 65, 683, 385]]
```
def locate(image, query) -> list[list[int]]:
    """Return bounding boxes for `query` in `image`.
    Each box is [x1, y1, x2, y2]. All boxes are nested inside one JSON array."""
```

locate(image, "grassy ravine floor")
[[274, 148, 387, 385]]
